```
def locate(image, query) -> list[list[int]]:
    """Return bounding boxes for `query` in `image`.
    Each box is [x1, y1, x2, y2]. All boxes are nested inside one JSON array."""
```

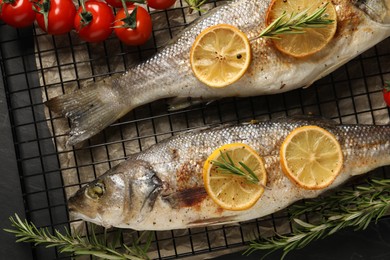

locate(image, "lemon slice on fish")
[[265, 0, 337, 58], [203, 143, 267, 211], [190, 24, 252, 88], [280, 125, 343, 190]]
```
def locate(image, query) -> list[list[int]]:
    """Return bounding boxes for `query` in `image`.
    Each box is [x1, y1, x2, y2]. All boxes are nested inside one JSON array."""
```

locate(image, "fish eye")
[[86, 180, 105, 199]]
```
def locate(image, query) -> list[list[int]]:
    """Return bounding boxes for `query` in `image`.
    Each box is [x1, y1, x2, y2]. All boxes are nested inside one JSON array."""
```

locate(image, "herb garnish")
[[4, 215, 152, 260], [185, 0, 208, 13], [244, 178, 390, 259], [212, 150, 260, 184], [385, 80, 390, 90], [251, 3, 335, 41]]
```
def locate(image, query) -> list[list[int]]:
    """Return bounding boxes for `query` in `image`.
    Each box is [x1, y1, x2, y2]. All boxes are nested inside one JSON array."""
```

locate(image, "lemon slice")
[[203, 143, 267, 211], [190, 24, 252, 88], [280, 125, 343, 190], [265, 0, 337, 58]]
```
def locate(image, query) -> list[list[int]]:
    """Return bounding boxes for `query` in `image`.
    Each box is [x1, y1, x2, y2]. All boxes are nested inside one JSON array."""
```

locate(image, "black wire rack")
[[1, 0, 390, 259]]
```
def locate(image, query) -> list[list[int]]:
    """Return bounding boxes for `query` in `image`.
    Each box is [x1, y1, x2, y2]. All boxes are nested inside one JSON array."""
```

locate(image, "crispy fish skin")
[[68, 117, 390, 230], [46, 0, 390, 146]]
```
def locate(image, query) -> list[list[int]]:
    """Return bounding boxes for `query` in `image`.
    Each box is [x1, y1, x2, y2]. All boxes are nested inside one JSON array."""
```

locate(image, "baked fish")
[[68, 117, 390, 230], [46, 0, 390, 146]]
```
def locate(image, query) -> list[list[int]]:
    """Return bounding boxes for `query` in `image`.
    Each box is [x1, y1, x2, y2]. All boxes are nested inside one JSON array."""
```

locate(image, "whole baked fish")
[[68, 117, 390, 230], [46, 0, 390, 146]]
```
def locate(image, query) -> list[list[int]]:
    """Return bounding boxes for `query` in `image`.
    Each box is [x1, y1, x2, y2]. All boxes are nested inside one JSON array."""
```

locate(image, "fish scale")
[[68, 117, 390, 230], [46, 0, 390, 145]]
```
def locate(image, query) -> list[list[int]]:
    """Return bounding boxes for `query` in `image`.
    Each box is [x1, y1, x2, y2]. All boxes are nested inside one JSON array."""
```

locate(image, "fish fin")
[[167, 97, 212, 111], [302, 57, 351, 89], [140, 175, 163, 214], [272, 114, 338, 127], [177, 122, 236, 136], [188, 216, 239, 228], [292, 114, 338, 125], [162, 187, 208, 208], [45, 77, 129, 146]]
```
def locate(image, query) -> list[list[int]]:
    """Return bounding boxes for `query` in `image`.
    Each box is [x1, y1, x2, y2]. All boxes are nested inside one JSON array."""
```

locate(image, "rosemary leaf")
[[110, 229, 123, 249], [224, 151, 236, 166], [239, 161, 260, 183], [141, 231, 154, 253], [328, 222, 343, 235], [293, 218, 314, 229]]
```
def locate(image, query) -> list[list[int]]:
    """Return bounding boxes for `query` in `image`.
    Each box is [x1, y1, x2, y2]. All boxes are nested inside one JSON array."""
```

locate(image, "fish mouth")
[[67, 198, 100, 224], [67, 196, 81, 215], [67, 188, 94, 218], [67, 199, 77, 213], [68, 203, 75, 212], [68, 208, 107, 227], [67, 201, 84, 221]]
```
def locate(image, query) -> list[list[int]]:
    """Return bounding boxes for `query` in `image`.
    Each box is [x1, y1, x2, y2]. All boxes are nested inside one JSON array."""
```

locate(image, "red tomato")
[[105, 0, 133, 8], [35, 0, 76, 35], [74, 1, 114, 43], [114, 6, 152, 46], [383, 85, 390, 107], [0, 0, 36, 28], [147, 0, 176, 10]]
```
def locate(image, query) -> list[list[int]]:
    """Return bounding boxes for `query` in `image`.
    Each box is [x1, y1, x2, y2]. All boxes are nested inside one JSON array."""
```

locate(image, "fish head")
[[68, 160, 163, 228], [68, 172, 127, 227], [353, 0, 390, 24]]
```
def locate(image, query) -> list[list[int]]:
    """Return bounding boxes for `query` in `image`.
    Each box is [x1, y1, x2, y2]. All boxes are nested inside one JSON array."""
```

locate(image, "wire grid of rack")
[[1, 0, 390, 259]]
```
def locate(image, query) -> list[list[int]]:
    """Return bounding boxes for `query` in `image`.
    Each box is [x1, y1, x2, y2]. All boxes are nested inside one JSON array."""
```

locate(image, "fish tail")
[[46, 78, 130, 146]]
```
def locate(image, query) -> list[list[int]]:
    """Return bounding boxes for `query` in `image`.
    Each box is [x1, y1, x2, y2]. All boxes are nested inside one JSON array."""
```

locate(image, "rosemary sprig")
[[185, 0, 208, 13], [4, 214, 152, 260], [252, 3, 334, 41], [244, 178, 390, 259], [212, 150, 259, 184]]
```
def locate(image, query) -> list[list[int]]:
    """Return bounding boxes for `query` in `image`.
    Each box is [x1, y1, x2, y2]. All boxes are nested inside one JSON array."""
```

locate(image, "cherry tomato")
[[383, 84, 390, 107], [114, 6, 152, 46], [0, 0, 36, 28], [105, 0, 133, 8], [35, 0, 76, 35], [147, 0, 176, 10], [74, 1, 114, 43]]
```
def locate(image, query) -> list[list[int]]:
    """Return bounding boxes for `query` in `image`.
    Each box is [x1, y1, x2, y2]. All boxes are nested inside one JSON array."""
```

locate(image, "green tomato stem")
[[118, 0, 138, 30], [80, 0, 86, 11], [32, 0, 51, 32], [78, 0, 93, 28], [121, 0, 130, 16], [384, 80, 390, 92]]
